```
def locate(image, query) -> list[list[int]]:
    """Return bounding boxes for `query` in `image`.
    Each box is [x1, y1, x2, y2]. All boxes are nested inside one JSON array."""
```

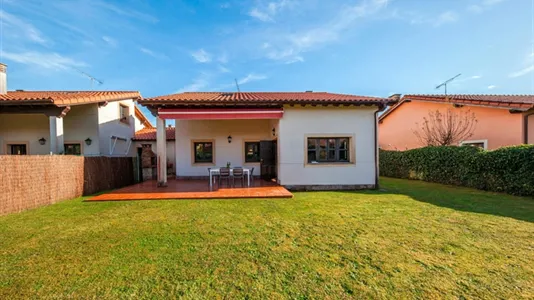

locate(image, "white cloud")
[[238, 73, 267, 85], [218, 53, 229, 64], [218, 65, 231, 73], [412, 10, 458, 27], [220, 2, 231, 9], [93, 0, 159, 23], [191, 49, 212, 63], [102, 36, 118, 47], [248, 0, 292, 22], [487, 85, 497, 89], [468, 0, 506, 13], [140, 47, 168, 60], [1, 51, 86, 70], [175, 77, 209, 93], [467, 5, 483, 13], [509, 65, 534, 78], [249, 8, 273, 22], [0, 10, 48, 45]]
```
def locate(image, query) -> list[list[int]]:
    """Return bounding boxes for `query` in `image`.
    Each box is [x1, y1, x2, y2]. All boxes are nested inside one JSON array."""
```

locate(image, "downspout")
[[374, 104, 387, 189], [523, 110, 534, 144]]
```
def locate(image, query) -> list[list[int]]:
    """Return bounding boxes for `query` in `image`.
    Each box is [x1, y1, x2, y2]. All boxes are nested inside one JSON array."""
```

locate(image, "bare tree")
[[413, 108, 478, 146]]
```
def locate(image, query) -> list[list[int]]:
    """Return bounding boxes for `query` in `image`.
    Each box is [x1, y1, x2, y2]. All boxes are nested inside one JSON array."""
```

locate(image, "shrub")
[[380, 145, 534, 197]]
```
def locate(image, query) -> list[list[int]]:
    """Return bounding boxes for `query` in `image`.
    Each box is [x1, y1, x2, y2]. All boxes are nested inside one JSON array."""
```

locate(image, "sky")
[[1, 0, 533, 125]]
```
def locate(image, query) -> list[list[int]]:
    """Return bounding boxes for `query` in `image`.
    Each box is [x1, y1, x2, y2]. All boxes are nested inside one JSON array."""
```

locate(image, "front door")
[[260, 140, 276, 181]]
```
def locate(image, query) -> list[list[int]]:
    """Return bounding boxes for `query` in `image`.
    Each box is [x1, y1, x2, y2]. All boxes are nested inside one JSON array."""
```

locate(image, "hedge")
[[379, 145, 534, 197]]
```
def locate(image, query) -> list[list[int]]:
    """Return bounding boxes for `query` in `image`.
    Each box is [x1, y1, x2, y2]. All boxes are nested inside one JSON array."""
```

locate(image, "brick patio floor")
[[87, 179, 293, 201]]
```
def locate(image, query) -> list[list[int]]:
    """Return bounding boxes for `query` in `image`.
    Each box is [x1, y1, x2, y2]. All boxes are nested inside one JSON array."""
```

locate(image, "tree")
[[413, 108, 478, 146]]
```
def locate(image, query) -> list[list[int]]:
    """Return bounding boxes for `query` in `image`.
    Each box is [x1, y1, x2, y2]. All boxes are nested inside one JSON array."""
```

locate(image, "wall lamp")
[[85, 138, 92, 146], [38, 137, 46, 145], [227, 135, 232, 143]]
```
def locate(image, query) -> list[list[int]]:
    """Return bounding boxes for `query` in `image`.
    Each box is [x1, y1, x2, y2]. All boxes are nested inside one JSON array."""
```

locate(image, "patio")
[[87, 179, 293, 201]]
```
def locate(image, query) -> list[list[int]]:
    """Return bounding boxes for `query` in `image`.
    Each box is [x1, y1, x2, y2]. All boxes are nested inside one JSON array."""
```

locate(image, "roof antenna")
[[234, 78, 241, 92], [436, 73, 461, 96], [73, 67, 104, 90]]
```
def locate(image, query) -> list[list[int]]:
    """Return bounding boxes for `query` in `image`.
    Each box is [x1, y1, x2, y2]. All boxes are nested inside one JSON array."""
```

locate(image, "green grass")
[[1, 178, 533, 299]]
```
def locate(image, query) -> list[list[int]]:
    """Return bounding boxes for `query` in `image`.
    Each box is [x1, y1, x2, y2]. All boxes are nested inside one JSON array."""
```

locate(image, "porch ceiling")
[[158, 107, 284, 120]]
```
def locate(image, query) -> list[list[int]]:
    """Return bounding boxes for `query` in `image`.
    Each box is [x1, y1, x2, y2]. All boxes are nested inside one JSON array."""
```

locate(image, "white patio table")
[[209, 168, 251, 190]]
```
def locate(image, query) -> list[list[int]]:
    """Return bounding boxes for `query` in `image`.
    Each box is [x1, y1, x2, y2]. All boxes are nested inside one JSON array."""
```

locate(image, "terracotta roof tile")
[[133, 127, 175, 141], [379, 94, 534, 122], [139, 92, 394, 105], [0, 91, 141, 106]]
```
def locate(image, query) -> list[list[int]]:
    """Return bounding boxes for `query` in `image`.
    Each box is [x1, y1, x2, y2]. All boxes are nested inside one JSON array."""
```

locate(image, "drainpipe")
[[374, 103, 387, 189], [524, 110, 534, 144]]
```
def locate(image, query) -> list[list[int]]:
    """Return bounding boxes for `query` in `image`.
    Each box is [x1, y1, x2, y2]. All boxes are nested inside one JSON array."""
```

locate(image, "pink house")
[[379, 94, 534, 150]]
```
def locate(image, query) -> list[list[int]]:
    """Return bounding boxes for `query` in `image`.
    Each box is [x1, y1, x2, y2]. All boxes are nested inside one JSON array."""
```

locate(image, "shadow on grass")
[[374, 178, 534, 223]]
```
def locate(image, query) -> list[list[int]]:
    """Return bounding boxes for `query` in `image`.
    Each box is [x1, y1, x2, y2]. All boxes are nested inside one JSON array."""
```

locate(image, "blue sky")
[[1, 0, 533, 124]]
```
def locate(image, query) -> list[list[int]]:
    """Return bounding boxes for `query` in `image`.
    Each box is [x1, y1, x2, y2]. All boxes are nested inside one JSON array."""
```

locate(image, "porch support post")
[[156, 116, 167, 187], [49, 116, 64, 154]]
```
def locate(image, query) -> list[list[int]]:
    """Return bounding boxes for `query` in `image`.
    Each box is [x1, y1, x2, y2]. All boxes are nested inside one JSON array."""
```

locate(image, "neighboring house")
[[379, 94, 534, 150], [138, 92, 396, 190], [133, 126, 175, 180], [0, 63, 151, 156]]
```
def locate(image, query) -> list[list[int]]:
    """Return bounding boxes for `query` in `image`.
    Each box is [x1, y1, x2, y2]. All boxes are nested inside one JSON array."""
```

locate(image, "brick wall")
[[0, 156, 135, 215]]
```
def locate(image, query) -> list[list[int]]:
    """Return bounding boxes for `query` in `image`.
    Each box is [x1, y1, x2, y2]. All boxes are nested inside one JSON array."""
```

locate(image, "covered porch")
[[87, 179, 293, 201]]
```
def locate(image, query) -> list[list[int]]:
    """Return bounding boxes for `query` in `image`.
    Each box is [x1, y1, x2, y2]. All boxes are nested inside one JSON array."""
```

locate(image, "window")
[[119, 103, 129, 125], [460, 140, 487, 150], [307, 137, 350, 163], [194, 142, 213, 163], [64, 143, 82, 155], [244, 142, 260, 163], [9, 144, 27, 155]]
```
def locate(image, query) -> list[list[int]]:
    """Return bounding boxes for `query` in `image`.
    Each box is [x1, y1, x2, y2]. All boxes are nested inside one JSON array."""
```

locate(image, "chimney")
[[0, 63, 6, 95]]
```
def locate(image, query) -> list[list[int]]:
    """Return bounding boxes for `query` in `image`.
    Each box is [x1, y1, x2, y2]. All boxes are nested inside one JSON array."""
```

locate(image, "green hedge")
[[380, 145, 534, 197]]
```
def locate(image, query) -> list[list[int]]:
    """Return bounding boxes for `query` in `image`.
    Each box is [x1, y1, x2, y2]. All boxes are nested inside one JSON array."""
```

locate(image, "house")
[[138, 91, 397, 190], [379, 94, 534, 150], [0, 63, 152, 156]]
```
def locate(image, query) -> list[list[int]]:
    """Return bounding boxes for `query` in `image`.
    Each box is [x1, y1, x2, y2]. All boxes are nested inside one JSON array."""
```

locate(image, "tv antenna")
[[73, 67, 103, 89], [234, 78, 241, 92], [436, 73, 461, 95]]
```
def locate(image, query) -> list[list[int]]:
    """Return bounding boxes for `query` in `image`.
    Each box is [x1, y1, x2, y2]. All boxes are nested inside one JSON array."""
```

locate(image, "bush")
[[380, 145, 534, 197]]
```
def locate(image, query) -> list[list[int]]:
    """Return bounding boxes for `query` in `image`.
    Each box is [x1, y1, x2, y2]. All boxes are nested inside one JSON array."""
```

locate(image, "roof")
[[139, 92, 395, 106], [0, 91, 141, 106], [133, 127, 175, 141], [379, 94, 534, 122], [134, 106, 154, 128]]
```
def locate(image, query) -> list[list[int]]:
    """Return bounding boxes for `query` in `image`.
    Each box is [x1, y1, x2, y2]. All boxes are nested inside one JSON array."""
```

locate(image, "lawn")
[[1, 178, 533, 299]]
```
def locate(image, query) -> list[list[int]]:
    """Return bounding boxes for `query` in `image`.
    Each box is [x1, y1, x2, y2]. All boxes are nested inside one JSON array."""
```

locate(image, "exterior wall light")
[[38, 137, 46, 145], [272, 128, 276, 136], [85, 138, 92, 146], [227, 135, 232, 143]]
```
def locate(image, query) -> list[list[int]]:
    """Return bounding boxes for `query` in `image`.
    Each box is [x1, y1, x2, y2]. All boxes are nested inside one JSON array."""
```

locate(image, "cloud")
[[191, 49, 212, 63], [249, 8, 273, 22], [487, 85, 497, 89], [238, 73, 268, 85], [260, 0, 388, 63], [411, 10, 458, 27], [93, 1, 159, 23], [468, 0, 506, 13], [220, 2, 231, 9], [102, 36, 118, 47], [175, 77, 209, 93], [509, 65, 534, 78], [218, 53, 229, 64], [1, 51, 86, 70], [140, 47, 168, 60], [248, 0, 292, 22], [0, 10, 48, 45], [218, 65, 231, 73]]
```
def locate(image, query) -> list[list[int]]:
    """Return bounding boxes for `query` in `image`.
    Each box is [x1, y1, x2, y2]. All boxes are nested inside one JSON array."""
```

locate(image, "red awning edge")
[[158, 108, 284, 120]]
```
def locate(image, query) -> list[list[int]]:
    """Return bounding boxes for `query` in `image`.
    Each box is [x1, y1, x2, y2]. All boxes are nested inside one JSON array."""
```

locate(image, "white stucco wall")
[[174, 119, 273, 177], [0, 114, 50, 155], [98, 99, 136, 157], [277, 105, 378, 186], [0, 105, 100, 155]]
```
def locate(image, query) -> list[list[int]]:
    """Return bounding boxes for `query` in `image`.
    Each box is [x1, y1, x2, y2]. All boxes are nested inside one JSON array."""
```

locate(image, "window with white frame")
[[460, 139, 487, 150]]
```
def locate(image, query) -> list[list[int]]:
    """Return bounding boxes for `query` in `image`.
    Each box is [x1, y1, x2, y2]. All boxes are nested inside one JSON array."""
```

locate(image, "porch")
[[87, 179, 293, 201]]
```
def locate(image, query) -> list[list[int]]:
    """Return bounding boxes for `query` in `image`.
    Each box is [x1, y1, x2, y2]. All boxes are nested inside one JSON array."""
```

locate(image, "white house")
[[139, 92, 397, 190], [0, 63, 152, 156]]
